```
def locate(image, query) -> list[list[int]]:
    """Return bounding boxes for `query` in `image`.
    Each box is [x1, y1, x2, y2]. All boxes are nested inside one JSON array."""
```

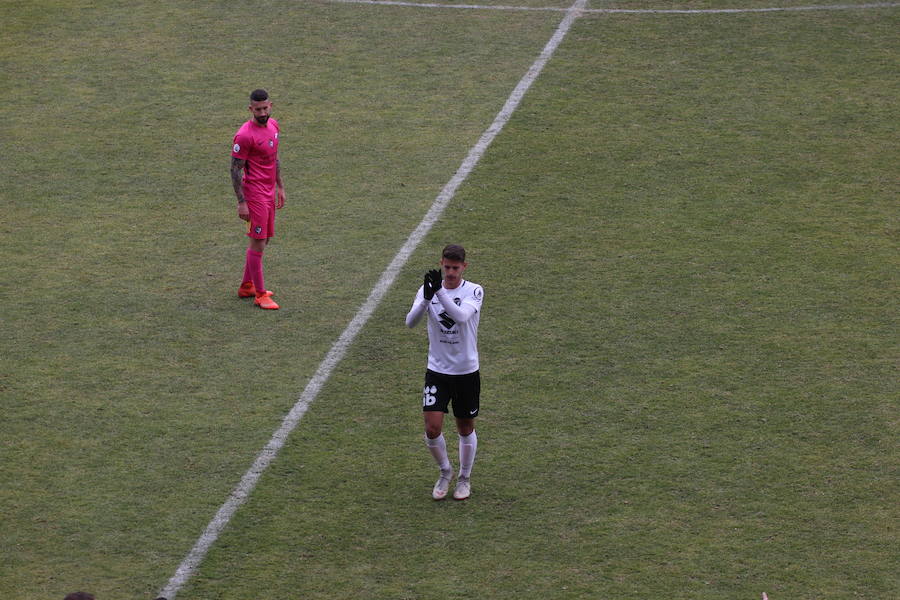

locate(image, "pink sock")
[[241, 249, 253, 285], [246, 248, 265, 294]]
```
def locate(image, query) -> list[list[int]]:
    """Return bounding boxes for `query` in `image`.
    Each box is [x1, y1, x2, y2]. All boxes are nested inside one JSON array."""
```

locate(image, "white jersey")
[[406, 279, 483, 375]]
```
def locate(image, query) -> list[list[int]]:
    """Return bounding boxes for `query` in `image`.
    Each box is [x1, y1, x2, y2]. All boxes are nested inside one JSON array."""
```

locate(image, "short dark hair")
[[442, 244, 466, 262], [64, 593, 95, 600], [250, 88, 269, 102]]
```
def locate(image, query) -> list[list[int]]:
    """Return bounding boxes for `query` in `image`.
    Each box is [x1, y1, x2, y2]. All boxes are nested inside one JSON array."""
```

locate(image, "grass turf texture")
[[1, 1, 897, 599]]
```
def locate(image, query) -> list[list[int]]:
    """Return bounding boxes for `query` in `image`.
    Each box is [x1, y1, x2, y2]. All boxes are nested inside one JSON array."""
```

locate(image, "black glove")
[[423, 271, 436, 300], [422, 269, 442, 300], [427, 269, 442, 293]]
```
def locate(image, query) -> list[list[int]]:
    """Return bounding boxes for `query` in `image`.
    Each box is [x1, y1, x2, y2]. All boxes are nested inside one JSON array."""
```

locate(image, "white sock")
[[458, 431, 477, 479], [424, 433, 452, 473]]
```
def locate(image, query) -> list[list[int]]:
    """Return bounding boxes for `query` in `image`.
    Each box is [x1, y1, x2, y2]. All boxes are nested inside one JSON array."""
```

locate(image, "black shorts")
[[422, 369, 480, 419]]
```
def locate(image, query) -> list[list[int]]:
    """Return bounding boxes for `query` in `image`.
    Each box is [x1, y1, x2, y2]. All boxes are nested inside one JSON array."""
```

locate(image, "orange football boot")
[[239, 282, 275, 298], [254, 291, 279, 310]]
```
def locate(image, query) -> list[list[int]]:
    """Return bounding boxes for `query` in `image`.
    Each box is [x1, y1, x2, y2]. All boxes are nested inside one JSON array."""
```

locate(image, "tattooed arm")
[[231, 157, 250, 221]]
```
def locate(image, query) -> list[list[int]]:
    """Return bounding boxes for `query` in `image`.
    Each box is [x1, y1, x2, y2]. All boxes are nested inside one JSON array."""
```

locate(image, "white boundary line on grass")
[[324, 0, 900, 14], [157, 0, 587, 597]]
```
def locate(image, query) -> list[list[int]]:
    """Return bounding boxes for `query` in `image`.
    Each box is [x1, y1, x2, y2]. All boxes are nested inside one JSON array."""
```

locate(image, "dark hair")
[[250, 88, 269, 102], [442, 244, 466, 262], [64, 593, 95, 600]]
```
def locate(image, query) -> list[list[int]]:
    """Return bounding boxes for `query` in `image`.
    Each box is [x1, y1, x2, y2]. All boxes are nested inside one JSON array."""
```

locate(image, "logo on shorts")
[[423, 385, 438, 407], [233, 143, 240, 153], [254, 226, 263, 234]]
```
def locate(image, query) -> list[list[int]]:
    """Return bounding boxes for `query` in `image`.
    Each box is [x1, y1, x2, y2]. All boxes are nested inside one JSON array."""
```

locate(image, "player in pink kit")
[[230, 88, 286, 310]]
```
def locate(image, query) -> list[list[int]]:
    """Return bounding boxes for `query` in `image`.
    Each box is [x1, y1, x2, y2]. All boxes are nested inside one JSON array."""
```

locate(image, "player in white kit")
[[406, 244, 484, 501]]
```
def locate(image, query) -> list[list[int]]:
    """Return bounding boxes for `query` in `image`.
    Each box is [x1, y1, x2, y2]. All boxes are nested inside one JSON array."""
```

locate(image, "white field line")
[[580, 1, 900, 13], [157, 0, 587, 598], [324, 0, 900, 14]]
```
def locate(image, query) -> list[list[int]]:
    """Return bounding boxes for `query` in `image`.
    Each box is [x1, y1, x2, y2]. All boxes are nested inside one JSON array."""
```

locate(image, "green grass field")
[[2, 1, 898, 599]]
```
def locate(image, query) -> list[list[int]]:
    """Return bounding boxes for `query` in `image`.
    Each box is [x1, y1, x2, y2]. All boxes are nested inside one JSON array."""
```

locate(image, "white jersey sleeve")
[[405, 286, 428, 328]]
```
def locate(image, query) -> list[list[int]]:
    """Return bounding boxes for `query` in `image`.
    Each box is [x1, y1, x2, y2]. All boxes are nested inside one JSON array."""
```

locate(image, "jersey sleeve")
[[231, 130, 251, 160], [466, 284, 484, 311], [405, 287, 428, 328]]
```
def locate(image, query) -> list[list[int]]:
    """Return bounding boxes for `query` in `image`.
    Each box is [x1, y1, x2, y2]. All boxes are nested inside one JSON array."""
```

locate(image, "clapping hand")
[[423, 269, 442, 300]]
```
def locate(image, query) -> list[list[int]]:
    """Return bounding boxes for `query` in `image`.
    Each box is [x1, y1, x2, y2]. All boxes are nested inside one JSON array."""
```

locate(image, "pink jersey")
[[231, 118, 280, 203]]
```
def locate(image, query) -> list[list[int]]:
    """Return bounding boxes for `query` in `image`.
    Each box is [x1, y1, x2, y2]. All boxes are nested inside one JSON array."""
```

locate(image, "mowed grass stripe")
[[1, 2, 568, 599], [159, 2, 585, 597]]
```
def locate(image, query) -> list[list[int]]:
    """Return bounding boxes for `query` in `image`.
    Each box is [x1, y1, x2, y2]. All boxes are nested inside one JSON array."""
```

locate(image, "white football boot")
[[453, 476, 471, 501], [432, 469, 453, 500]]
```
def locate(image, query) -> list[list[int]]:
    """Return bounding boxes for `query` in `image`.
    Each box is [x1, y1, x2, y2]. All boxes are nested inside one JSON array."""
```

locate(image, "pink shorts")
[[246, 200, 275, 239]]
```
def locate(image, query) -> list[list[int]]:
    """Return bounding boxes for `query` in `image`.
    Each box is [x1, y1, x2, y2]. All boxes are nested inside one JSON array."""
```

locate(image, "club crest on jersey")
[[254, 226, 263, 234], [269, 140, 274, 147], [233, 143, 241, 153], [474, 288, 482, 301], [453, 298, 461, 306]]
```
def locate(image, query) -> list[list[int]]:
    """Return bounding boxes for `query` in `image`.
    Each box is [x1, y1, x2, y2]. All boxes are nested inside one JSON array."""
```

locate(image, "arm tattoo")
[[231, 157, 246, 202]]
